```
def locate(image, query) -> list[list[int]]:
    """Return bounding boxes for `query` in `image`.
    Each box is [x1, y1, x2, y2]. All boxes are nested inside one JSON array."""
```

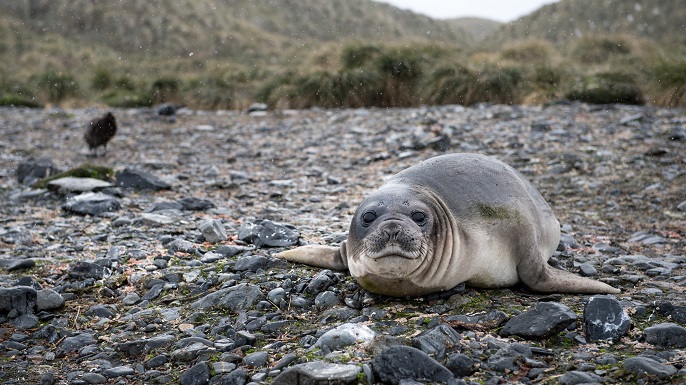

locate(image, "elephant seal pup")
[[276, 153, 620, 297]]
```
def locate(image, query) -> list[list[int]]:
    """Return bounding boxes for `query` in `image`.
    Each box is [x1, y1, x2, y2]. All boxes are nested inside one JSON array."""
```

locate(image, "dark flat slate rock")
[[500, 302, 577, 339], [115, 168, 171, 191], [372, 346, 454, 385], [644, 323, 686, 348], [623, 356, 676, 379], [272, 361, 361, 385], [238, 219, 300, 247]]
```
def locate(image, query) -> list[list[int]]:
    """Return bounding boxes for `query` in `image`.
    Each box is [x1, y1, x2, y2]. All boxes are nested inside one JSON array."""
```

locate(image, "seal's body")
[[276, 153, 620, 297]]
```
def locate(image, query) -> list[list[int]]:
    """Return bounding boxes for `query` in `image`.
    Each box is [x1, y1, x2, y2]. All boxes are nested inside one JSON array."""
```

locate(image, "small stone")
[[47, 177, 112, 194], [180, 362, 210, 385], [583, 295, 631, 342], [644, 323, 686, 348], [578, 262, 598, 277], [122, 292, 141, 306], [116, 168, 171, 191], [314, 323, 376, 354], [373, 346, 454, 385], [272, 361, 360, 385], [623, 356, 676, 379], [412, 323, 461, 360], [82, 372, 107, 384], [36, 289, 65, 311], [445, 353, 476, 377], [15, 157, 60, 185], [237, 219, 300, 247], [244, 351, 268, 367], [102, 366, 135, 378], [557, 370, 604, 385], [198, 219, 228, 243], [500, 302, 577, 339], [63, 192, 120, 216]]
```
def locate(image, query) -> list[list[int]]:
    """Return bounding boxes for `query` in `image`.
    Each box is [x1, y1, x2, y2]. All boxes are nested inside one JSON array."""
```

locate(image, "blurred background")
[[0, 0, 684, 110]]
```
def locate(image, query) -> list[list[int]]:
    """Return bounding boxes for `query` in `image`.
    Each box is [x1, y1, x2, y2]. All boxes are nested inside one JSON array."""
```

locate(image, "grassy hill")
[[448, 18, 502, 42], [0, 0, 684, 109], [485, 0, 686, 48]]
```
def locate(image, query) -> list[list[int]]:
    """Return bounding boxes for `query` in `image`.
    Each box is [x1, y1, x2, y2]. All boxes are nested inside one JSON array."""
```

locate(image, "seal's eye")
[[411, 211, 427, 225], [361, 211, 377, 226]]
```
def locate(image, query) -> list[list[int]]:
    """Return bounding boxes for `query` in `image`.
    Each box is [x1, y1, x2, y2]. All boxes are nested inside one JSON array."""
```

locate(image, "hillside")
[[0, 0, 470, 66], [448, 17, 502, 42], [485, 0, 686, 47]]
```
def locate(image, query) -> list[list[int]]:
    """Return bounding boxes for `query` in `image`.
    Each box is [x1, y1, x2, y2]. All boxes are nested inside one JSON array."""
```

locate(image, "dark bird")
[[84, 112, 117, 156]]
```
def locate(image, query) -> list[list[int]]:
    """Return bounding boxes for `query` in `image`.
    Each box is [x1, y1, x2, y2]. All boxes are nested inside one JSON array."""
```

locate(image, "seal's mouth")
[[367, 244, 422, 260]]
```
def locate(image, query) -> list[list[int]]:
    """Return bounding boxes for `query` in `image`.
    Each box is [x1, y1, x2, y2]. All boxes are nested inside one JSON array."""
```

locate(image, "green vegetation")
[[0, 0, 684, 109], [33, 165, 115, 188]]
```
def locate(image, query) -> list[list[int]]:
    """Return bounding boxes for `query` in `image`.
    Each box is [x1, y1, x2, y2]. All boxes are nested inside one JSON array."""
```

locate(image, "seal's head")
[[345, 185, 446, 296]]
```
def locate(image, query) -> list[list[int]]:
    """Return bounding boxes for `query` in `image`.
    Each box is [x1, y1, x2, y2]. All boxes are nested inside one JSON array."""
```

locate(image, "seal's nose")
[[381, 222, 403, 242]]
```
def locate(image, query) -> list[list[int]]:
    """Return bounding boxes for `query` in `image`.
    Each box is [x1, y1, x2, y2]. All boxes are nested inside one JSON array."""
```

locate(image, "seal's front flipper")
[[274, 243, 348, 271], [517, 252, 620, 294]]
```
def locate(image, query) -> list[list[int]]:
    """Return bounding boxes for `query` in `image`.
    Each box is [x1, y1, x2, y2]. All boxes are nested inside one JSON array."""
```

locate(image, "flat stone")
[[237, 219, 300, 247], [47, 177, 112, 193], [412, 323, 461, 360], [272, 361, 361, 385], [315, 323, 376, 354], [644, 323, 686, 348], [373, 346, 454, 385], [623, 356, 676, 379], [500, 302, 577, 339], [198, 219, 227, 243], [63, 192, 120, 216], [116, 168, 171, 191]]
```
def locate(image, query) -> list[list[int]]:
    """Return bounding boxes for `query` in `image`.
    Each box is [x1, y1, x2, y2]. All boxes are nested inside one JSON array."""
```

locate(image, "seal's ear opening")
[[274, 242, 348, 271]]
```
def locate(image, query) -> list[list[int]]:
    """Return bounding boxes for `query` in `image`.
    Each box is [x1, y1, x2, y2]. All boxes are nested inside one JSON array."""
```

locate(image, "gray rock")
[[0, 286, 37, 317], [180, 362, 210, 385], [578, 262, 598, 277], [116, 168, 171, 191], [557, 370, 604, 385], [139, 213, 175, 225], [237, 219, 300, 247], [373, 346, 454, 385], [234, 255, 270, 272], [678, 200, 686, 211], [500, 302, 577, 339], [559, 233, 579, 249], [272, 361, 360, 385], [57, 333, 96, 355], [15, 157, 60, 185], [214, 245, 248, 258], [167, 238, 196, 253], [11, 313, 39, 329], [122, 292, 141, 306], [209, 369, 247, 385], [68, 261, 106, 280], [314, 291, 339, 311], [314, 323, 376, 354], [305, 270, 334, 294], [644, 323, 686, 348], [623, 356, 676, 379], [63, 192, 120, 216], [654, 301, 686, 324], [36, 289, 65, 311], [47, 177, 112, 193], [191, 283, 265, 312], [198, 219, 228, 243], [82, 372, 107, 384], [445, 353, 476, 377], [583, 295, 631, 341], [487, 343, 532, 372], [412, 323, 461, 360], [244, 351, 268, 367], [0, 226, 34, 245], [4, 258, 36, 272]]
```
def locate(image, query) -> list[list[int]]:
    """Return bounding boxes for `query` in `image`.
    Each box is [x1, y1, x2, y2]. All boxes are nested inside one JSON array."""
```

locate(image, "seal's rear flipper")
[[274, 243, 348, 271], [518, 254, 620, 294]]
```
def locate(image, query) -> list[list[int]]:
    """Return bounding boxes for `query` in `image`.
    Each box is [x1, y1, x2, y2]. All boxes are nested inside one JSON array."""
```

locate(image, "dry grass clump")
[[645, 59, 686, 107]]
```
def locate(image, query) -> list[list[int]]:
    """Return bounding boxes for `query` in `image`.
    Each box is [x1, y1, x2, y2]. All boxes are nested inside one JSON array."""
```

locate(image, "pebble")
[[500, 302, 577, 339], [643, 323, 686, 348], [115, 168, 171, 191], [623, 356, 677, 379], [373, 346, 454, 384], [272, 361, 360, 385], [63, 191, 121, 216], [198, 218, 228, 243]]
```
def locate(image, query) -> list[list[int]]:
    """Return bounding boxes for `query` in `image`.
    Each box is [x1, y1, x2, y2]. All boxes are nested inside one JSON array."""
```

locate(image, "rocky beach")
[[0, 102, 685, 385]]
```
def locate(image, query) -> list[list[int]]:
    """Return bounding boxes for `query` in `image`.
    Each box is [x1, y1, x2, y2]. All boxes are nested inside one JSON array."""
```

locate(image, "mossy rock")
[[34, 165, 115, 189]]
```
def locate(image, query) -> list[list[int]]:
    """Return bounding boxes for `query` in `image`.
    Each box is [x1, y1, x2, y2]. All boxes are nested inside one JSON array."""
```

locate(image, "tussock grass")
[[646, 59, 686, 107]]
